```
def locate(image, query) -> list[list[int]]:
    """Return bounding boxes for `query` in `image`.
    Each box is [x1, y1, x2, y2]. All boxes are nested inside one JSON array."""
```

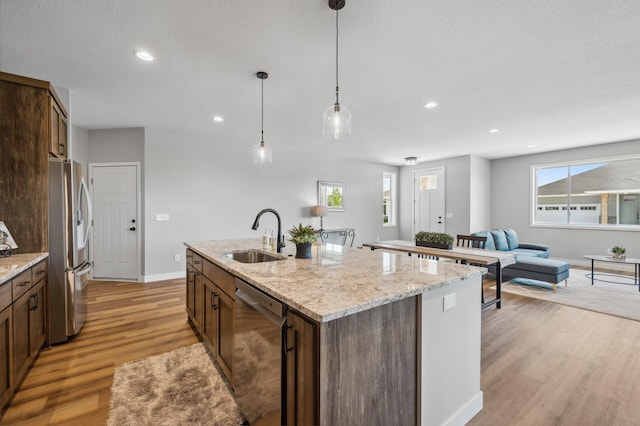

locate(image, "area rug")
[[494, 269, 640, 322], [107, 343, 243, 426]]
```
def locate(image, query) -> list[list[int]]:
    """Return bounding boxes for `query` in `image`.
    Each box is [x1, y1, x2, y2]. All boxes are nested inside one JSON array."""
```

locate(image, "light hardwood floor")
[[2, 275, 639, 425], [1, 279, 198, 425]]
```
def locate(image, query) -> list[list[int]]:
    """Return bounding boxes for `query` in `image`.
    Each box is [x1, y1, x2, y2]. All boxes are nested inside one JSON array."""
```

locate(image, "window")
[[533, 157, 640, 228], [383, 172, 396, 226]]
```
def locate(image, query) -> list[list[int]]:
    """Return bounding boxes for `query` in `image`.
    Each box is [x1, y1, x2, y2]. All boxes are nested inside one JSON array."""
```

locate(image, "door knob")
[[132, 219, 136, 223], [129, 227, 136, 231]]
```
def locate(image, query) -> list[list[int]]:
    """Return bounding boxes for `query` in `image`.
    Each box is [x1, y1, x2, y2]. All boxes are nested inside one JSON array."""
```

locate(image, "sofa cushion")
[[512, 249, 550, 258], [506, 257, 570, 274], [504, 228, 519, 250], [490, 230, 510, 251], [471, 231, 495, 250]]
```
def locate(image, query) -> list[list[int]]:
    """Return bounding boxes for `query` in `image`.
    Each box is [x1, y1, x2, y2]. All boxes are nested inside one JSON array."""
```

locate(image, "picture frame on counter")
[[318, 181, 346, 212]]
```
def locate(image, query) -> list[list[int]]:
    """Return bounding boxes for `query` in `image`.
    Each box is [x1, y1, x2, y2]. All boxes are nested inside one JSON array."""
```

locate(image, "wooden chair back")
[[456, 234, 487, 249]]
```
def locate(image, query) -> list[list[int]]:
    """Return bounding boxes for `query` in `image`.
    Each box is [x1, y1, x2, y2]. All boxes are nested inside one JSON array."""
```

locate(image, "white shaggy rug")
[[495, 269, 640, 322], [107, 343, 243, 426]]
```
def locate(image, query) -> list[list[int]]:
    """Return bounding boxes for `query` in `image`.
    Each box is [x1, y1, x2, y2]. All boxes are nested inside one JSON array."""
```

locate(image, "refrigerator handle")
[[76, 262, 93, 277], [80, 178, 93, 249]]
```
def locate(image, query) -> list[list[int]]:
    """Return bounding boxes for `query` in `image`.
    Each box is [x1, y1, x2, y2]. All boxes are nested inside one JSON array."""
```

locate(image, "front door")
[[413, 167, 445, 235], [90, 163, 139, 280]]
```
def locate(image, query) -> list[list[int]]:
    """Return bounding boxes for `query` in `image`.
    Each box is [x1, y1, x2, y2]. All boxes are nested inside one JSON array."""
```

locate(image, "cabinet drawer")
[[0, 282, 11, 312], [12, 270, 32, 301], [192, 253, 203, 272], [32, 261, 47, 284], [203, 260, 235, 298], [186, 249, 194, 267]]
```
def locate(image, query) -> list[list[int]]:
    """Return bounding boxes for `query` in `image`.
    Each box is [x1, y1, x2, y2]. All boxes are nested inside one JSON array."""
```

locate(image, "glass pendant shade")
[[323, 103, 351, 140], [253, 141, 272, 164]]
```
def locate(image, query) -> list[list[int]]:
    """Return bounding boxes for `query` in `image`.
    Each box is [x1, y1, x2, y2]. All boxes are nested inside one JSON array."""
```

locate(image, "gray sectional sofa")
[[472, 228, 570, 292]]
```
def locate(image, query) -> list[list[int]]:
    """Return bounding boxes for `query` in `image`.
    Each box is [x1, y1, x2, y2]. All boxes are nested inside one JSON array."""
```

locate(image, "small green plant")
[[612, 245, 626, 255], [288, 223, 318, 244], [415, 231, 454, 245]]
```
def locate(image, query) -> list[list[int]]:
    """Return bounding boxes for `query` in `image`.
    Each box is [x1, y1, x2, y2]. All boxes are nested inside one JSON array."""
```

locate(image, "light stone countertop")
[[185, 239, 484, 322], [0, 253, 49, 285]]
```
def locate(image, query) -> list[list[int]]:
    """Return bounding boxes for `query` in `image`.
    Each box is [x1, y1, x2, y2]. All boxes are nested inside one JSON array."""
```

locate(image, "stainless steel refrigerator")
[[49, 159, 93, 344]]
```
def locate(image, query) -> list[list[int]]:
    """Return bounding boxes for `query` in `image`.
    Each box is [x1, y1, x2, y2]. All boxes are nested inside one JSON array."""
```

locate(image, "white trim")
[[88, 161, 142, 281], [441, 392, 484, 426], [143, 271, 185, 283]]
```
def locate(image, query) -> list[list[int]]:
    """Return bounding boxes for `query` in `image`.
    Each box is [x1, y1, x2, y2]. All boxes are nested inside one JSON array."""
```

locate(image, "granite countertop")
[[185, 239, 484, 322], [0, 253, 49, 285]]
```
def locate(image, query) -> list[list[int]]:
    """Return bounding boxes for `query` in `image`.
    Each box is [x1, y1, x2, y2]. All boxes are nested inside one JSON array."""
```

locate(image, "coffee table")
[[584, 254, 640, 292]]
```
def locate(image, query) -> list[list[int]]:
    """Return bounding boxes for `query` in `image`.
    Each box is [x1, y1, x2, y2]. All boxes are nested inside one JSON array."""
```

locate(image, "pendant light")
[[322, 0, 351, 140], [253, 71, 272, 164]]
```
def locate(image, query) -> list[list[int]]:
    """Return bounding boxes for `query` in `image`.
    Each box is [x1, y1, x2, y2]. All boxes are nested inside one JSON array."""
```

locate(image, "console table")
[[318, 228, 355, 247], [584, 254, 640, 291]]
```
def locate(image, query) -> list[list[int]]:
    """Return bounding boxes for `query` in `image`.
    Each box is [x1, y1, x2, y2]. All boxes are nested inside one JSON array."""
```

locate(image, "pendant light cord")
[[335, 7, 340, 105], [261, 76, 264, 145]]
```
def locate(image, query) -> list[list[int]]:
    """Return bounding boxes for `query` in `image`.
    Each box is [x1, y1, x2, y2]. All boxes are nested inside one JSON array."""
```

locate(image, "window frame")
[[530, 155, 640, 231], [382, 171, 397, 227]]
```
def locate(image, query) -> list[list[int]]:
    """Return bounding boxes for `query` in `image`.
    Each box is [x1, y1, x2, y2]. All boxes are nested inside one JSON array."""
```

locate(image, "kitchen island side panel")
[[319, 296, 418, 426], [420, 275, 483, 425]]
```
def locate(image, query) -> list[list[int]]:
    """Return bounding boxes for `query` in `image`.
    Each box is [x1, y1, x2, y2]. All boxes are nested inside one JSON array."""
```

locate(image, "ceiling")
[[2, 0, 640, 165]]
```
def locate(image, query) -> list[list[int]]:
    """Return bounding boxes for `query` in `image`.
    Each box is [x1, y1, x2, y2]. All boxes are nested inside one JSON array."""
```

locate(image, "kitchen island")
[[185, 239, 484, 425]]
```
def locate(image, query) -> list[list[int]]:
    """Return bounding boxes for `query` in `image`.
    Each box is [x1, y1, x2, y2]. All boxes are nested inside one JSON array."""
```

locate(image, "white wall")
[[491, 139, 640, 266], [399, 156, 475, 240], [86, 126, 399, 279], [469, 155, 491, 233], [143, 127, 398, 277]]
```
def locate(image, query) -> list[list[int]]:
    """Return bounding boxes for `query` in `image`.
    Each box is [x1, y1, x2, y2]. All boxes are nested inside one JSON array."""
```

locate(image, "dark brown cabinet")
[[49, 96, 68, 159], [0, 307, 12, 412], [186, 251, 234, 382], [285, 309, 319, 426], [12, 263, 48, 389]]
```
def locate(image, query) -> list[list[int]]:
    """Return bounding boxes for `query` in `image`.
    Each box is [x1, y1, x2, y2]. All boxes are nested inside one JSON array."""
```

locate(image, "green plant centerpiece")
[[611, 245, 626, 259], [415, 231, 454, 250], [288, 223, 318, 259]]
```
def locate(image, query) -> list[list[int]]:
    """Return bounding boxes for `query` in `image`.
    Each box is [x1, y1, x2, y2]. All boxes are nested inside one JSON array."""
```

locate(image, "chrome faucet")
[[251, 208, 286, 253]]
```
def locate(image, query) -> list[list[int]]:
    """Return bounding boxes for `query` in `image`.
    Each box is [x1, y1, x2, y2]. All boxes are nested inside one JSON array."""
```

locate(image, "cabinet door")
[[186, 265, 196, 321], [194, 271, 204, 329], [285, 310, 319, 425], [12, 291, 32, 385], [29, 281, 46, 355], [202, 278, 219, 355], [216, 288, 234, 380], [0, 307, 12, 410], [58, 115, 67, 159]]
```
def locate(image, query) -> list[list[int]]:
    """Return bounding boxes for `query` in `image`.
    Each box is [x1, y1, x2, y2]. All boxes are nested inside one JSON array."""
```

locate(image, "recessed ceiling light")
[[405, 156, 418, 165], [135, 51, 154, 61], [489, 128, 500, 133], [424, 102, 437, 109], [213, 116, 224, 122]]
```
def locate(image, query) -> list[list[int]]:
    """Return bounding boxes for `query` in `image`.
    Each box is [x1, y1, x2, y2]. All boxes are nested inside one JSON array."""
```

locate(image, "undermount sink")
[[225, 249, 287, 263]]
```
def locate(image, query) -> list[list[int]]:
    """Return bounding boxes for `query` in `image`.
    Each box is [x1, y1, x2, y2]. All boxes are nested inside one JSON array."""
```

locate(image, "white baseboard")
[[143, 271, 185, 283], [441, 391, 483, 426]]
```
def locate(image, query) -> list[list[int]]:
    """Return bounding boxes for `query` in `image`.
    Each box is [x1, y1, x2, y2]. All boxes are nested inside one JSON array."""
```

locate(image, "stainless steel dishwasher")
[[233, 277, 286, 425]]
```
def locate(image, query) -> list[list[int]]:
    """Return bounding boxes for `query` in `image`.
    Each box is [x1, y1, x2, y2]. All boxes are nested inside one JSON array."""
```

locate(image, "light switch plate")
[[443, 293, 456, 311], [446, 212, 454, 219], [156, 213, 170, 221]]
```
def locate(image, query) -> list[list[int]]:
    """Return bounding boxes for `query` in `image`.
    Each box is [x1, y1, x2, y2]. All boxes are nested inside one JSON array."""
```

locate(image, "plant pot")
[[612, 254, 626, 260], [295, 243, 313, 259], [416, 241, 453, 250]]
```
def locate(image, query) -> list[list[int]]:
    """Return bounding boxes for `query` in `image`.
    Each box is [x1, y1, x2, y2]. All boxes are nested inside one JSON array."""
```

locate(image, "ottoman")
[[503, 257, 571, 293]]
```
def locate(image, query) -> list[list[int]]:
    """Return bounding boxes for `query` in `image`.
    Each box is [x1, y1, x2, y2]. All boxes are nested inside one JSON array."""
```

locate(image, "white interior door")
[[414, 167, 445, 235], [90, 164, 140, 280]]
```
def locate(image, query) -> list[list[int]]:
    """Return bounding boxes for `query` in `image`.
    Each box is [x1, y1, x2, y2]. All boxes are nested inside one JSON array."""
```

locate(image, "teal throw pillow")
[[490, 230, 510, 251], [503, 228, 519, 250]]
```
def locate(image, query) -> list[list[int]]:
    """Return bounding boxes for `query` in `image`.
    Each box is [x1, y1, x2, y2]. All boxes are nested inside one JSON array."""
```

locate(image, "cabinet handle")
[[36, 270, 45, 275], [194, 260, 201, 265], [285, 324, 295, 352], [35, 293, 39, 309], [211, 292, 219, 309], [18, 281, 30, 287], [30, 294, 37, 311]]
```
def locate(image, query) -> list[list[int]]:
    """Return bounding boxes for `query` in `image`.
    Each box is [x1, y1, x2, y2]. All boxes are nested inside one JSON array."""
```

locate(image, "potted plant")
[[611, 245, 626, 260], [288, 223, 318, 259], [415, 231, 454, 250]]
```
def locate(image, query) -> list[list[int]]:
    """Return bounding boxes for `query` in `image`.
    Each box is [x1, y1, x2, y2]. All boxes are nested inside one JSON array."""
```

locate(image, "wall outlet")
[[443, 293, 456, 311], [174, 254, 180, 262]]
